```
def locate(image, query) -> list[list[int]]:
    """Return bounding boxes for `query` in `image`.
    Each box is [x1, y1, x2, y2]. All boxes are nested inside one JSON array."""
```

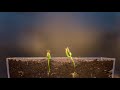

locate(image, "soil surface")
[[6, 57, 115, 78]]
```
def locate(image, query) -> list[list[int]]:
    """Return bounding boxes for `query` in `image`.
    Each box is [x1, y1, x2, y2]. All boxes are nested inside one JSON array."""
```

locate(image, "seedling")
[[65, 47, 78, 78], [65, 47, 76, 69], [46, 50, 51, 76]]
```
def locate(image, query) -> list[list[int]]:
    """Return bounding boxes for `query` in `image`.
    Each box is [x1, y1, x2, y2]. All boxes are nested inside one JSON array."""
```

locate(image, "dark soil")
[[6, 57, 115, 78]]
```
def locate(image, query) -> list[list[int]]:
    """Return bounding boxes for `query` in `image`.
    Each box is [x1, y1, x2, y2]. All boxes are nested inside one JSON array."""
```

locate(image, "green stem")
[[70, 57, 76, 69], [47, 59, 50, 76]]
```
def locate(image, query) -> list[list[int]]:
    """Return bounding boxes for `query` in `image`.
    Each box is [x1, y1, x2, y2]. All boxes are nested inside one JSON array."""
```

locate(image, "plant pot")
[[6, 57, 115, 78]]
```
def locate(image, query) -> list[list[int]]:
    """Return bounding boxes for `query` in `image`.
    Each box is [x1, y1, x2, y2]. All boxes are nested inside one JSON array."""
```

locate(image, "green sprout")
[[65, 47, 76, 69], [46, 50, 51, 76], [65, 47, 78, 78]]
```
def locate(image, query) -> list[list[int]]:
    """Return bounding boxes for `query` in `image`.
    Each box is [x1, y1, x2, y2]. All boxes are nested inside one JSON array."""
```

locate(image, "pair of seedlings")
[[46, 47, 77, 77]]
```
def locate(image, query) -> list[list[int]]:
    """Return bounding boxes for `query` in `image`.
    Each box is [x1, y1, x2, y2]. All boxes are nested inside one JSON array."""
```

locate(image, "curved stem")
[[70, 57, 76, 69]]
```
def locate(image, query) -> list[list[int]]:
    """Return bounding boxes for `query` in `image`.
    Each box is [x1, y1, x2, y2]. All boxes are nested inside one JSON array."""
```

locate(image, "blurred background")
[[0, 12, 120, 78]]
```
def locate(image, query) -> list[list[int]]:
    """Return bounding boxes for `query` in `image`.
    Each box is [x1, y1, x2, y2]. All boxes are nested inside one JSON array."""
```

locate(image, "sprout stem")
[[65, 47, 76, 70], [46, 50, 51, 76]]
